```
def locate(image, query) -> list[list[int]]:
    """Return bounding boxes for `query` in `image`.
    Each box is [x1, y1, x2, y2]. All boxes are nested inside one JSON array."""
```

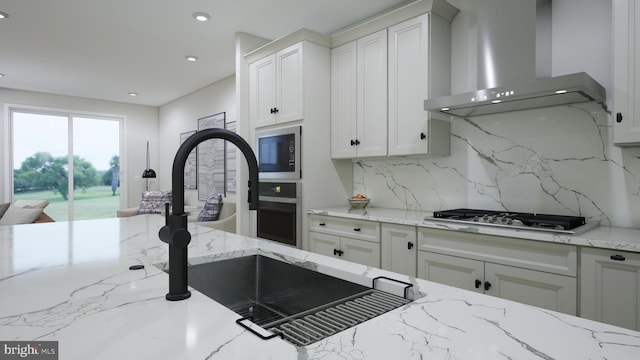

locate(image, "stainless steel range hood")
[[424, 0, 607, 118], [425, 72, 606, 118]]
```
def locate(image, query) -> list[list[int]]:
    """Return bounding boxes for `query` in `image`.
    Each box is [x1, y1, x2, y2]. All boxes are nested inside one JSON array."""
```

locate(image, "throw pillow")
[[0, 203, 10, 219], [13, 199, 49, 209], [138, 190, 172, 214], [0, 205, 43, 226], [197, 193, 223, 222]]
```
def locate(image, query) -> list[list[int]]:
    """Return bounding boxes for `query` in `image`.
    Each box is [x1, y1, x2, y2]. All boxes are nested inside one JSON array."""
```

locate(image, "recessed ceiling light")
[[128, 92, 138, 97], [193, 12, 210, 22], [0, 73, 4, 78], [0, 11, 9, 19], [186, 55, 198, 62]]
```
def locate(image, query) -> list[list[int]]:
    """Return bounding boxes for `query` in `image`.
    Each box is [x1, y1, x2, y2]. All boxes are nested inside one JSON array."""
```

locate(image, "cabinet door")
[[581, 248, 640, 331], [331, 41, 357, 159], [357, 29, 388, 157], [250, 54, 277, 128], [388, 15, 429, 156], [485, 263, 577, 316], [613, 0, 640, 145], [308, 231, 340, 259], [276, 42, 304, 124], [381, 224, 416, 276], [342, 237, 381, 268], [417, 252, 484, 293]]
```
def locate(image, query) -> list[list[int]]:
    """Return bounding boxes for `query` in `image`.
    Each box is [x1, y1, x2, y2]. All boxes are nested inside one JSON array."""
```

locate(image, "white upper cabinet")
[[250, 42, 303, 128], [331, 30, 388, 159], [613, 0, 640, 145], [388, 14, 451, 156], [331, 41, 358, 158]]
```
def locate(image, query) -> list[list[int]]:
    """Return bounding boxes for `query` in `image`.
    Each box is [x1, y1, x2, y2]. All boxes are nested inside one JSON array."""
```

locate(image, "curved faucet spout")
[[171, 128, 259, 213], [159, 128, 259, 301]]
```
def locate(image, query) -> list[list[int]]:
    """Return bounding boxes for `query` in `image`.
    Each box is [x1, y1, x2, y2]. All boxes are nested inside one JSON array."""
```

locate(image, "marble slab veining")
[[352, 103, 640, 229], [1, 215, 639, 359]]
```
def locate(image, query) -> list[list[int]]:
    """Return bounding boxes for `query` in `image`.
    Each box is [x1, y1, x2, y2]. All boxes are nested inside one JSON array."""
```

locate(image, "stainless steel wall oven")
[[257, 182, 301, 247]]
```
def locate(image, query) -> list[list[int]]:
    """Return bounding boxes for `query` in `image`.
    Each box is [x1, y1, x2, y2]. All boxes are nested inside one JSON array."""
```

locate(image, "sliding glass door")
[[11, 109, 122, 221]]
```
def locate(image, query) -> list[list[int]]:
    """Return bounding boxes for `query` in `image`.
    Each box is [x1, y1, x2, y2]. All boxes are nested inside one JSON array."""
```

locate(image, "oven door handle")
[[258, 196, 300, 204]]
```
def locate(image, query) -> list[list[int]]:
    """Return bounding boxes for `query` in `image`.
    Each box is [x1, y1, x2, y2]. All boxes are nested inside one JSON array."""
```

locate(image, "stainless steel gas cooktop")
[[427, 208, 598, 235]]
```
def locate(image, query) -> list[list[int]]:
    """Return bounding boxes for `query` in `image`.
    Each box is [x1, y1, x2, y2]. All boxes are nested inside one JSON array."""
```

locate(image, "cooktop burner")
[[429, 208, 598, 235]]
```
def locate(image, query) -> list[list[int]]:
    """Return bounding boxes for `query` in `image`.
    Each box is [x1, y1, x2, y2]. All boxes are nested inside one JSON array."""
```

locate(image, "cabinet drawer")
[[417, 227, 577, 276], [309, 214, 380, 243]]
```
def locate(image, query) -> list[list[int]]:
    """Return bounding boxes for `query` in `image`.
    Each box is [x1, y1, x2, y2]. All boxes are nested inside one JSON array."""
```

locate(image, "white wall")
[[157, 76, 236, 206], [0, 88, 158, 209]]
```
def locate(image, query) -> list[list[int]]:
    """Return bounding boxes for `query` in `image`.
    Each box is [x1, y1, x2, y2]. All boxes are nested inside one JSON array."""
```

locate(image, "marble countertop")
[[1, 216, 639, 359], [308, 206, 640, 253]]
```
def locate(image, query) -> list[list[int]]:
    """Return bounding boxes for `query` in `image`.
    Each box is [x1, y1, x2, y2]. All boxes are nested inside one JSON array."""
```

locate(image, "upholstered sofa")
[[0, 200, 55, 226], [117, 191, 236, 233]]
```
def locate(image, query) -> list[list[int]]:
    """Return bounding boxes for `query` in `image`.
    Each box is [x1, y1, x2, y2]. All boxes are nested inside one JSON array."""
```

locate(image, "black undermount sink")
[[177, 255, 412, 346]]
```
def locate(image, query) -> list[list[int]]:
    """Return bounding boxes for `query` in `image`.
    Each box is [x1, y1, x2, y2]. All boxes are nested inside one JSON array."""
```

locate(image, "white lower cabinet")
[[308, 215, 380, 268], [381, 223, 417, 276], [580, 247, 640, 331], [418, 251, 484, 291], [417, 227, 578, 315]]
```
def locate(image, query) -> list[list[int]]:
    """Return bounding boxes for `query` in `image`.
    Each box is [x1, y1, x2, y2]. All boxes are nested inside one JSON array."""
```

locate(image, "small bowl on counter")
[[348, 198, 370, 209]]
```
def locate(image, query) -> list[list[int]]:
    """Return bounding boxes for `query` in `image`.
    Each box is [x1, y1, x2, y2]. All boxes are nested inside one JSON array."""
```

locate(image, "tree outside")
[[14, 152, 117, 200]]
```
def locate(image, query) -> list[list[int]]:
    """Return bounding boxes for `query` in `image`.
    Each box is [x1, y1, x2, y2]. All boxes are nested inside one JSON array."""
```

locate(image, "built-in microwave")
[[255, 126, 301, 180]]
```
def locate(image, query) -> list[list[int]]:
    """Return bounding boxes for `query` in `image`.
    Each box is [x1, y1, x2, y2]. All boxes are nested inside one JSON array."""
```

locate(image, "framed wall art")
[[197, 112, 226, 200], [180, 130, 197, 190]]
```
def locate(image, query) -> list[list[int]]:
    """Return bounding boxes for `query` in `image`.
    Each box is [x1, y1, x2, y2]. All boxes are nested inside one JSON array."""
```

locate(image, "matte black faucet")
[[159, 128, 259, 301]]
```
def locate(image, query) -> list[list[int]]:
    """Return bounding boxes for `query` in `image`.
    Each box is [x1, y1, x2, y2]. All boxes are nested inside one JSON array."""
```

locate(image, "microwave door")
[[256, 126, 301, 180]]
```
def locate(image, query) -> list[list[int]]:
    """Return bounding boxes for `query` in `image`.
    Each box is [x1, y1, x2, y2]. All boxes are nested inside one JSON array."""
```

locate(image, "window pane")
[[12, 112, 70, 221], [72, 117, 120, 220]]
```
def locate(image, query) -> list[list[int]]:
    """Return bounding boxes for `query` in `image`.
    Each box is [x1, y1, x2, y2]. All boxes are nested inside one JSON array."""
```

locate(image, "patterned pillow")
[[138, 191, 172, 214], [197, 193, 223, 221]]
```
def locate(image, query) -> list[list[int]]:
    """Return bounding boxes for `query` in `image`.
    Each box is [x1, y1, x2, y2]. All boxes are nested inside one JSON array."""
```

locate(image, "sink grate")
[[231, 301, 287, 326], [267, 290, 410, 346]]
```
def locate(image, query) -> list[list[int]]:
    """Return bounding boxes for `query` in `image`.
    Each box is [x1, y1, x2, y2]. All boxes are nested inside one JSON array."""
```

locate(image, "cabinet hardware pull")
[[350, 139, 356, 146], [270, 108, 275, 114], [475, 279, 482, 289], [420, 132, 426, 140], [484, 281, 492, 291], [610, 254, 626, 261], [319, 222, 326, 226], [273, 107, 279, 114], [333, 249, 344, 256], [353, 227, 361, 232], [616, 112, 623, 123], [407, 242, 414, 250], [355, 139, 360, 146]]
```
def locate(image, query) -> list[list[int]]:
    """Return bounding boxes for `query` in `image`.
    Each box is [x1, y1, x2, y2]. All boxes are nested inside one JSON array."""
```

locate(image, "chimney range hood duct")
[[424, 0, 607, 118]]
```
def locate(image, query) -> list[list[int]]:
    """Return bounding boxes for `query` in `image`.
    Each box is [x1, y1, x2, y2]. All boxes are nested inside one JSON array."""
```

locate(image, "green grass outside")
[[14, 186, 120, 221]]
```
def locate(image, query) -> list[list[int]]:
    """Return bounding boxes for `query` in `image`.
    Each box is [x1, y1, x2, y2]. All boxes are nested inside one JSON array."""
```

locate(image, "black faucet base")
[[166, 291, 191, 301]]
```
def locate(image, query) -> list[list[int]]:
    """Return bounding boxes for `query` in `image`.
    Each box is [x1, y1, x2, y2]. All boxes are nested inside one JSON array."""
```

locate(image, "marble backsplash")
[[353, 102, 640, 228]]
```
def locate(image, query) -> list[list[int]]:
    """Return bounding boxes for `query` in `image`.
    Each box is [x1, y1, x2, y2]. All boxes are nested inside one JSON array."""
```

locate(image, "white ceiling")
[[0, 0, 409, 107]]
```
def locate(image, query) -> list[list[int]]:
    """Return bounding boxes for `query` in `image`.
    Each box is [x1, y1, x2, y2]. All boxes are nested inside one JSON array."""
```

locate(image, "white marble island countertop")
[[1, 215, 639, 359], [308, 206, 640, 252]]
